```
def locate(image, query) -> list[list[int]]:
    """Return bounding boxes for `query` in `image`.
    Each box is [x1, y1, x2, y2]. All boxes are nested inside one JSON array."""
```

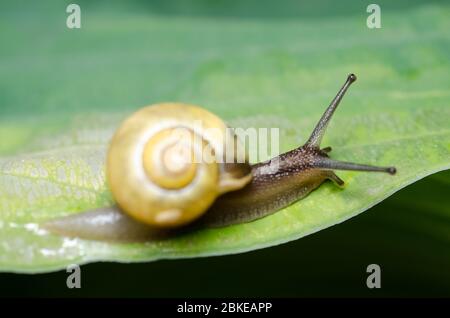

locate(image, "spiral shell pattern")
[[107, 103, 252, 228]]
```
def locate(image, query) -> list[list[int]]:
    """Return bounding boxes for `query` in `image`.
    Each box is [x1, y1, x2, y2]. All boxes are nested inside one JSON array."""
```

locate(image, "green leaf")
[[0, 1, 449, 273]]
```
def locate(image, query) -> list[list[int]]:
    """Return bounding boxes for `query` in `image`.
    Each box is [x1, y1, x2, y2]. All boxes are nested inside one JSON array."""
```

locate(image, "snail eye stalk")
[[314, 156, 396, 175], [305, 73, 357, 149]]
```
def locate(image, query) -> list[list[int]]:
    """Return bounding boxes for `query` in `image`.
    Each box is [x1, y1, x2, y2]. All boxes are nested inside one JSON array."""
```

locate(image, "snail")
[[45, 74, 396, 241]]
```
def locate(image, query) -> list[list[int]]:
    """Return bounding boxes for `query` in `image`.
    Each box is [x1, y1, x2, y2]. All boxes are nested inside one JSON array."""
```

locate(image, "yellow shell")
[[107, 103, 252, 228]]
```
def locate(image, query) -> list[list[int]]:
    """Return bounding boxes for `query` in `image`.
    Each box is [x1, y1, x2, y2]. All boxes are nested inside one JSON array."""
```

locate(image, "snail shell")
[[107, 103, 252, 228]]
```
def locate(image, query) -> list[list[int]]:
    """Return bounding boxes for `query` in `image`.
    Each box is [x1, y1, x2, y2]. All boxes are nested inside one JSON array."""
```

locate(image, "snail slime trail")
[[43, 74, 396, 242]]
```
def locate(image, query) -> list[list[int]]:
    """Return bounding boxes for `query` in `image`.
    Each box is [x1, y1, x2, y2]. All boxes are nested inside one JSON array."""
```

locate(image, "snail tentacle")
[[305, 73, 357, 149]]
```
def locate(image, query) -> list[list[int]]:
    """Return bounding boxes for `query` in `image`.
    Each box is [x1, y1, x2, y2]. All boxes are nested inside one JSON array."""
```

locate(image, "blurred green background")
[[0, 0, 449, 296]]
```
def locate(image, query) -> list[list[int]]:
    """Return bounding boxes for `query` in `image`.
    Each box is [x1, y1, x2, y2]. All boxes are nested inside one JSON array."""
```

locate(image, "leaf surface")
[[0, 1, 449, 272]]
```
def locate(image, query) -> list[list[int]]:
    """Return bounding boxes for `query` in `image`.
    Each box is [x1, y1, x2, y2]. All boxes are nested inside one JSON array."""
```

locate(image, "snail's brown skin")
[[44, 74, 396, 242], [201, 148, 342, 227]]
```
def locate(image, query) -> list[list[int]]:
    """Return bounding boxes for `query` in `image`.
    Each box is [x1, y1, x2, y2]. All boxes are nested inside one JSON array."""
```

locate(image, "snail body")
[[45, 74, 396, 241], [201, 148, 343, 227]]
